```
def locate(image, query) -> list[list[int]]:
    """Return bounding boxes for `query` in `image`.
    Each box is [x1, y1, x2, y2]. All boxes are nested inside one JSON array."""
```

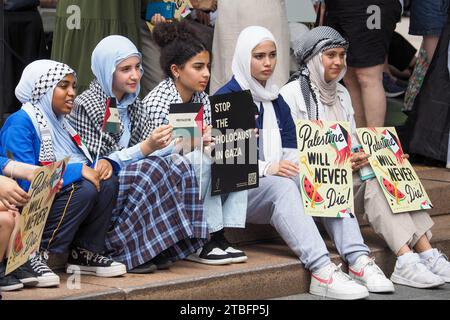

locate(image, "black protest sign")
[[210, 90, 258, 195]]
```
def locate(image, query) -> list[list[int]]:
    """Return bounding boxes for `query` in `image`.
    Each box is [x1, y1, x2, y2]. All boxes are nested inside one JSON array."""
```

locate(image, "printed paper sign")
[[169, 103, 203, 138], [357, 127, 433, 213], [296, 120, 354, 218], [6, 158, 69, 275]]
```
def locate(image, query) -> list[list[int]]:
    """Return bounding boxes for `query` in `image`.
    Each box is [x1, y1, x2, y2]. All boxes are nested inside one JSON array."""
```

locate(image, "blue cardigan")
[[215, 77, 297, 149], [0, 110, 84, 191], [0, 156, 10, 176]]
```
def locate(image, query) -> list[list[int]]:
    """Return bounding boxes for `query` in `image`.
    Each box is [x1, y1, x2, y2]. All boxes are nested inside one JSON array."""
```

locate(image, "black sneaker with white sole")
[[66, 247, 127, 277], [27, 251, 60, 287], [214, 236, 248, 263], [0, 262, 23, 292], [11, 263, 39, 287], [185, 240, 233, 265]]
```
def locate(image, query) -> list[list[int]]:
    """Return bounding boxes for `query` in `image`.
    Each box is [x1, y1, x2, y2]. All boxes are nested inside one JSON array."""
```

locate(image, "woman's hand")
[[95, 159, 113, 180], [202, 125, 214, 147], [0, 176, 30, 210], [191, 0, 217, 11], [351, 152, 371, 172], [82, 165, 101, 192], [267, 160, 300, 178], [151, 13, 167, 25], [141, 125, 173, 156]]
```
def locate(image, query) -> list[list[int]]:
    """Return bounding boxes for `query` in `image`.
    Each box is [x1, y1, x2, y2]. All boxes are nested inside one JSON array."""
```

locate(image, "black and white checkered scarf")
[[16, 60, 92, 164], [69, 79, 152, 158], [142, 78, 211, 133], [289, 26, 349, 120]]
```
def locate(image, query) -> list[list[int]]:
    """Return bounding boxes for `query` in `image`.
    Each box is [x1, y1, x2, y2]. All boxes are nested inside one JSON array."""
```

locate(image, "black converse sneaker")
[[11, 263, 39, 287], [0, 262, 23, 291], [66, 247, 126, 277], [185, 240, 233, 265], [214, 236, 248, 263], [27, 251, 60, 287]]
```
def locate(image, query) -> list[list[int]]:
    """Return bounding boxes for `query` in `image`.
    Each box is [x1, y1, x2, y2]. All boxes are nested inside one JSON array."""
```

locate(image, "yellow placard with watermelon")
[[6, 158, 69, 275], [357, 127, 433, 213], [296, 120, 354, 218]]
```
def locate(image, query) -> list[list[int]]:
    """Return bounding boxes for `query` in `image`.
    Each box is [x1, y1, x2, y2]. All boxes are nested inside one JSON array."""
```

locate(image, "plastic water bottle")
[[352, 145, 376, 181]]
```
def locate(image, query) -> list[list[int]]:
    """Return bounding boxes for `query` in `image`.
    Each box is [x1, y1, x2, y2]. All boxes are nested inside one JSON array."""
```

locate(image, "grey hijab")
[[290, 26, 349, 120]]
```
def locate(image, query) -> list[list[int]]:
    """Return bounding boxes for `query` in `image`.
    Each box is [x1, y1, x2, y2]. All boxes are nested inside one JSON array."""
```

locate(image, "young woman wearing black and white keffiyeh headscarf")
[[281, 26, 449, 291], [0, 59, 127, 286], [142, 20, 249, 266], [70, 35, 209, 273]]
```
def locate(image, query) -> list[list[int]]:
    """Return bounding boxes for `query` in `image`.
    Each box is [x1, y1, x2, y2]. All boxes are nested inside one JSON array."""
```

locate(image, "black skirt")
[[324, 0, 402, 68]]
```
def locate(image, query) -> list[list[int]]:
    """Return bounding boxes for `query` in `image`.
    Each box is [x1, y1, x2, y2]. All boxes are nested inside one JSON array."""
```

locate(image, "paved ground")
[[276, 283, 450, 300]]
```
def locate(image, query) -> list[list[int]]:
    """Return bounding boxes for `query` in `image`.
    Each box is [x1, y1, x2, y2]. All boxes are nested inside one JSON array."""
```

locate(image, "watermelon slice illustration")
[[380, 177, 406, 202], [301, 175, 324, 205], [420, 200, 433, 210], [14, 231, 24, 254], [337, 208, 355, 218]]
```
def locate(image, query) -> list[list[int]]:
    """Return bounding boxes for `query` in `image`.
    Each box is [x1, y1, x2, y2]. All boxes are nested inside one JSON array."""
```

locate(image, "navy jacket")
[[215, 77, 297, 149]]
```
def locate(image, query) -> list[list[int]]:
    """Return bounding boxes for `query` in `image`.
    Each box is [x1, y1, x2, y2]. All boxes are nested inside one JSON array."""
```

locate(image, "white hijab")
[[16, 59, 91, 164], [232, 26, 282, 163], [307, 51, 347, 121]]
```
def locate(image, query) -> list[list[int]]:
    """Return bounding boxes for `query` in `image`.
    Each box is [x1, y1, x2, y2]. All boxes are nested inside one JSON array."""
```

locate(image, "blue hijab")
[[91, 35, 143, 109], [91, 35, 144, 147]]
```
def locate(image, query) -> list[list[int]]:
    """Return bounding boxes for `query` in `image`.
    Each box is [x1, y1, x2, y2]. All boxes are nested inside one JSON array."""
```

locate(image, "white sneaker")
[[390, 252, 445, 289], [349, 255, 395, 293], [310, 263, 369, 300], [421, 249, 450, 282]]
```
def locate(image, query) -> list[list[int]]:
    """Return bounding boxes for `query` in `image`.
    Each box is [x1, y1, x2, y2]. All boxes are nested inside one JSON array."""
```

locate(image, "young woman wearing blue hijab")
[[0, 60, 127, 288], [70, 35, 209, 274]]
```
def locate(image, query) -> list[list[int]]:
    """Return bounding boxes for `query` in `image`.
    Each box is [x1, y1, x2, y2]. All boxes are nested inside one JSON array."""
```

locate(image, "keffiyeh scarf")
[[142, 78, 211, 133]]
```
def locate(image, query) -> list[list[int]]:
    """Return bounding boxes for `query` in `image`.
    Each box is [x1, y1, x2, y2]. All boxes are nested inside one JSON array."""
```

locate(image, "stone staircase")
[[2, 166, 450, 300]]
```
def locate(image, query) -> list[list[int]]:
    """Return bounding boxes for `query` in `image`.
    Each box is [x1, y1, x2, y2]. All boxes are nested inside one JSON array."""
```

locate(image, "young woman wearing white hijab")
[[0, 60, 127, 288], [216, 26, 393, 300], [70, 35, 209, 274], [281, 26, 450, 290]]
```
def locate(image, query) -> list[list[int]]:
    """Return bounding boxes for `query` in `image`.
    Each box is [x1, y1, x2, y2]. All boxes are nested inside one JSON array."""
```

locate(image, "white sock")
[[397, 252, 418, 267], [419, 249, 437, 261]]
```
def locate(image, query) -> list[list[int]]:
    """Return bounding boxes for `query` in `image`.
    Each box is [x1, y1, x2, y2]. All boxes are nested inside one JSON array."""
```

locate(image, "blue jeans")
[[185, 150, 248, 233], [410, 0, 449, 36]]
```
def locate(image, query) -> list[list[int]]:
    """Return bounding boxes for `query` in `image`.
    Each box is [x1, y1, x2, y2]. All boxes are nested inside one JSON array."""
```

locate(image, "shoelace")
[[79, 248, 110, 265], [427, 251, 450, 270], [324, 264, 351, 299], [29, 251, 52, 274], [360, 257, 385, 278]]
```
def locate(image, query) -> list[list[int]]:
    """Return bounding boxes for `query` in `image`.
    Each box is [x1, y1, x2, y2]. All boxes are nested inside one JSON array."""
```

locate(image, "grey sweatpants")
[[247, 175, 370, 272], [354, 174, 434, 255]]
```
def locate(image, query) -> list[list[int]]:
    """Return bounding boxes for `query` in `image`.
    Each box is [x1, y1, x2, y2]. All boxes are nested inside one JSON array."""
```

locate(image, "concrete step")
[[3, 214, 450, 301]]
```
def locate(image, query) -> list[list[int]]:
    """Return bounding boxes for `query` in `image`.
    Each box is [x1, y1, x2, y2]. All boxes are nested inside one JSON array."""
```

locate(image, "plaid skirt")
[[105, 154, 208, 270]]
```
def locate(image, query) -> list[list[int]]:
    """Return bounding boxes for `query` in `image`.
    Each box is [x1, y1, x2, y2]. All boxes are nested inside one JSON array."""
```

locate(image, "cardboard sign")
[[210, 91, 259, 196], [6, 158, 69, 275], [169, 103, 203, 138], [296, 120, 354, 218], [357, 127, 433, 213]]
